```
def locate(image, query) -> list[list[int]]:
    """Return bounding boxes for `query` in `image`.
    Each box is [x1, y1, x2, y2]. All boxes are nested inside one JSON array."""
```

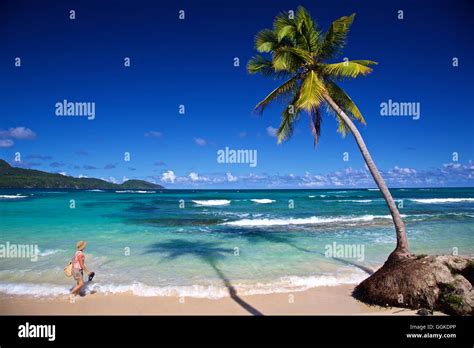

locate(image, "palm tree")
[[247, 6, 410, 261]]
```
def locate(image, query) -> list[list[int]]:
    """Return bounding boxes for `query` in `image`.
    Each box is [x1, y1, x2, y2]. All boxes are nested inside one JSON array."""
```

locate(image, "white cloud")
[[147, 162, 474, 188], [300, 172, 328, 187], [58, 172, 67, 176], [443, 162, 461, 170], [189, 172, 200, 182], [0, 127, 36, 140], [0, 139, 14, 147], [187, 172, 210, 183], [266, 126, 277, 137], [226, 172, 237, 182], [390, 166, 417, 175], [161, 170, 176, 183], [194, 137, 207, 146], [145, 131, 163, 138]]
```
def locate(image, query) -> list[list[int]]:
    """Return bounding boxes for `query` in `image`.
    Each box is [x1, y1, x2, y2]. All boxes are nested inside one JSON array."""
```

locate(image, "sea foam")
[[250, 199, 275, 204], [193, 200, 231, 206], [336, 199, 373, 203], [115, 190, 155, 194], [222, 214, 395, 227], [410, 198, 474, 204], [0, 195, 28, 199], [0, 268, 368, 299]]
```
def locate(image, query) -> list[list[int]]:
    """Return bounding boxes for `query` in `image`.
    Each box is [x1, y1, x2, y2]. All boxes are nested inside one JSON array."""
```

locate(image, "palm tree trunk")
[[324, 93, 411, 260]]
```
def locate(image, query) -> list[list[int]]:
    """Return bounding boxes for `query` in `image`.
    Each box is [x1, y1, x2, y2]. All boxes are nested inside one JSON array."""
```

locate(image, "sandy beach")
[[0, 284, 430, 316]]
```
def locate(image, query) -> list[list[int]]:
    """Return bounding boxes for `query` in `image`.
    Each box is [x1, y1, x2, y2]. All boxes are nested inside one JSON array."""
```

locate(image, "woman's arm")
[[78, 254, 90, 275]]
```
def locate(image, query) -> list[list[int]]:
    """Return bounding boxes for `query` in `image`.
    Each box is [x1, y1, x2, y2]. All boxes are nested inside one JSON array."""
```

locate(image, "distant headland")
[[0, 159, 163, 190]]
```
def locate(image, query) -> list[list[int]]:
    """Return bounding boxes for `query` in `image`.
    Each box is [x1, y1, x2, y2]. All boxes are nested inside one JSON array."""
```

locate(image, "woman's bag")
[[64, 255, 75, 277]]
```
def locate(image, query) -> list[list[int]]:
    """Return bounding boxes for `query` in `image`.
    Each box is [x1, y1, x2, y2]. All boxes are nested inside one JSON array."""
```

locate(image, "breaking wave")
[[193, 200, 231, 206], [222, 214, 395, 227], [410, 198, 474, 204], [0, 268, 367, 299], [250, 199, 275, 204], [0, 194, 28, 199]]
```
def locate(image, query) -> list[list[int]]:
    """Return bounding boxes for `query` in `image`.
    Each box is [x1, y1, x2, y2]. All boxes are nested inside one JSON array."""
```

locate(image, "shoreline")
[[0, 284, 435, 315]]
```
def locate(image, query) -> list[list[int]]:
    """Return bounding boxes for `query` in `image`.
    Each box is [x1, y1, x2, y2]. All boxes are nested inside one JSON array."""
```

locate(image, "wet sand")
[[0, 284, 427, 315]]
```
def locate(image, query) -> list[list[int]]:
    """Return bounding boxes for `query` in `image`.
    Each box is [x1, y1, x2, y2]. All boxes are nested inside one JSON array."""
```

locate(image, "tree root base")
[[353, 255, 474, 315]]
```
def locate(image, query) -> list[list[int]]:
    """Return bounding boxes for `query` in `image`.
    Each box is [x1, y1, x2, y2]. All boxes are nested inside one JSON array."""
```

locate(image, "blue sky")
[[0, 0, 473, 188]]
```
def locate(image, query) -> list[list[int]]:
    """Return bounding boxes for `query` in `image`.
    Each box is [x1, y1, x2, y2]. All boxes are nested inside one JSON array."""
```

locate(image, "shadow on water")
[[222, 229, 374, 275], [144, 239, 263, 316], [128, 217, 222, 227]]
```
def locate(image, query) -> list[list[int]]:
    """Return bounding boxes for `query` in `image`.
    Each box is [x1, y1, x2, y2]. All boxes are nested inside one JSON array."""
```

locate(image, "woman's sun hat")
[[76, 241, 87, 250]]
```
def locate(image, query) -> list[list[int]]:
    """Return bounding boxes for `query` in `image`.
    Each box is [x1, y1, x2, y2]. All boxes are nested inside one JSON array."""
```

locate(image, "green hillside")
[[0, 159, 164, 190]]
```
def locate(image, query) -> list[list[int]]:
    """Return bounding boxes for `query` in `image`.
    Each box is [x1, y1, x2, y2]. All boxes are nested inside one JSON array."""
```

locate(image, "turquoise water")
[[0, 188, 473, 298]]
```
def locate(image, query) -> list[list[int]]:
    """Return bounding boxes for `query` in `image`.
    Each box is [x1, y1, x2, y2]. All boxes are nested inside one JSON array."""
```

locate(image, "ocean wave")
[[115, 190, 156, 194], [0, 268, 367, 299], [0, 194, 28, 199], [336, 199, 373, 203], [90, 282, 228, 299], [38, 249, 63, 257], [257, 271, 368, 293], [250, 199, 275, 204], [0, 282, 70, 297], [193, 200, 231, 206], [408, 212, 474, 220], [308, 195, 316, 198], [222, 214, 396, 227], [88, 189, 105, 192], [410, 198, 474, 204]]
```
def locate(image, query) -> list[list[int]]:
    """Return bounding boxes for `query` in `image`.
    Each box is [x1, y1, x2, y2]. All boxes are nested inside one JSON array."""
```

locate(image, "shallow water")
[[0, 188, 473, 298]]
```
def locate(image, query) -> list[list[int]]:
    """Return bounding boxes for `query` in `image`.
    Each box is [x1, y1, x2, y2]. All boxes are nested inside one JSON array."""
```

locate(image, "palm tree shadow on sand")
[[144, 239, 263, 316]]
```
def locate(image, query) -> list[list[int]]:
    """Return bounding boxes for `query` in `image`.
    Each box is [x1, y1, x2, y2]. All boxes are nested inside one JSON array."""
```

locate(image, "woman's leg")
[[71, 279, 84, 295], [71, 276, 84, 295]]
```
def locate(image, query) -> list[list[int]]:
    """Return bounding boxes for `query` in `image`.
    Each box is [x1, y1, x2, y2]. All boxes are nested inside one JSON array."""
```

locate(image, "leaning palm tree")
[[247, 6, 410, 261], [247, 7, 474, 316]]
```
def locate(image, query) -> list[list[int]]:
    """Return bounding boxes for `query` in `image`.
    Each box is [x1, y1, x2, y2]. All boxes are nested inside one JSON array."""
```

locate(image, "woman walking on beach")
[[71, 241, 93, 296]]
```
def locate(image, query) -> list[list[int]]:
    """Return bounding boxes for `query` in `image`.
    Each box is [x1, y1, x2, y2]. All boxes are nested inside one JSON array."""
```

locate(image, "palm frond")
[[335, 114, 350, 136], [272, 48, 304, 72], [349, 60, 378, 67], [247, 55, 274, 75], [325, 80, 366, 125], [254, 75, 299, 113], [295, 6, 320, 53], [277, 94, 301, 143], [319, 60, 377, 79], [255, 29, 279, 52], [273, 12, 297, 42], [276, 46, 315, 64], [318, 13, 355, 60], [309, 107, 322, 147], [295, 71, 326, 111]]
